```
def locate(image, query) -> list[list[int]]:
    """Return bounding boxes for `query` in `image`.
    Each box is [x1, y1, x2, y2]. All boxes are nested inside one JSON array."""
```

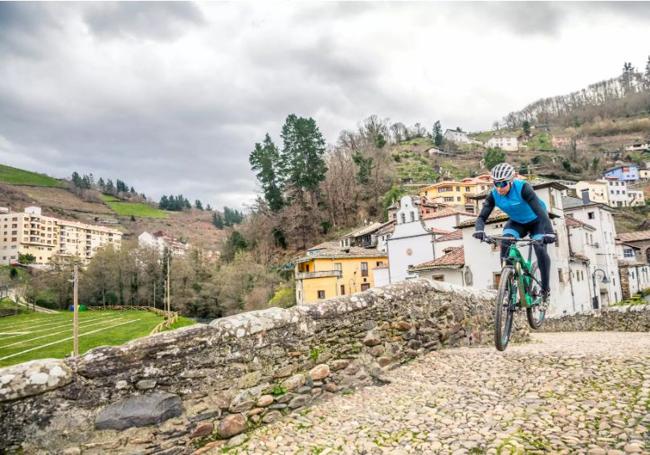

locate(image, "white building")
[[443, 129, 471, 144], [386, 196, 445, 283], [616, 242, 650, 300], [410, 182, 622, 316], [562, 194, 622, 307], [575, 179, 646, 208], [486, 136, 519, 152], [138, 231, 189, 257]]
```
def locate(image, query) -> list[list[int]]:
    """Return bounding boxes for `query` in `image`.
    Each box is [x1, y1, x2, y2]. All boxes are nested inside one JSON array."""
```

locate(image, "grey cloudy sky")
[[1, 2, 649, 209]]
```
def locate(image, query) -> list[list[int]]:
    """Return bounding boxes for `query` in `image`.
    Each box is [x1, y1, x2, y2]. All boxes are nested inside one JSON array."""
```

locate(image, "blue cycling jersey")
[[491, 180, 547, 224]]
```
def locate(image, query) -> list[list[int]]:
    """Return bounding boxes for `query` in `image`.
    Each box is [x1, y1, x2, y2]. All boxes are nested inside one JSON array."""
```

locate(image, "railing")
[[296, 270, 343, 280]]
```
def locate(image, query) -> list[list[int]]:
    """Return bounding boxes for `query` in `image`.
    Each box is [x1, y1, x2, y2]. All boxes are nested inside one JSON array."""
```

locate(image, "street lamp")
[[591, 268, 609, 310]]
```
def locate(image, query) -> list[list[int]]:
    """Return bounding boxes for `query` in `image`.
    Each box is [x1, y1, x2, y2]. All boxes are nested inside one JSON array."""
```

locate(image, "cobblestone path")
[[216, 332, 650, 454]]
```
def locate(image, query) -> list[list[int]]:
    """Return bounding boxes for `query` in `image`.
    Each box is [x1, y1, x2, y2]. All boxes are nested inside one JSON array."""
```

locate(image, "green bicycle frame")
[[506, 243, 535, 308]]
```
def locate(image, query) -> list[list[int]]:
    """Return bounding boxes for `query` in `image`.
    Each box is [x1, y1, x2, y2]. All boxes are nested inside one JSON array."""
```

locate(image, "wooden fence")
[[86, 305, 178, 335]]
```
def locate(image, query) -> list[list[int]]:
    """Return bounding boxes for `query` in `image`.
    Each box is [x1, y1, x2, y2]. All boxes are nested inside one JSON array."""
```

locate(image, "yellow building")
[[419, 175, 493, 210], [295, 241, 388, 305], [0, 206, 122, 266]]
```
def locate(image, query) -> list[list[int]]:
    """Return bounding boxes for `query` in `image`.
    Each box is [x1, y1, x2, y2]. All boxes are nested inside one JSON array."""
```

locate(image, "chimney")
[[581, 189, 590, 205]]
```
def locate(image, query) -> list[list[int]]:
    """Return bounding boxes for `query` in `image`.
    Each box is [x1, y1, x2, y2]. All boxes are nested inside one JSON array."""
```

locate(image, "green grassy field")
[[100, 194, 168, 218], [0, 164, 64, 187], [0, 310, 194, 367]]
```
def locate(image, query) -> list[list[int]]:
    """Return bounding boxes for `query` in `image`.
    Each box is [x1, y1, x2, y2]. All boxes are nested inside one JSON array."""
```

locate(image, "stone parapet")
[[541, 304, 650, 332], [0, 279, 518, 454]]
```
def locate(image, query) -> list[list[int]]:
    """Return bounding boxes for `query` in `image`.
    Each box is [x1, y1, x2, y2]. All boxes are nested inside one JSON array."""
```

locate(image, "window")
[[456, 186, 460, 192], [587, 212, 595, 220], [317, 290, 325, 299], [623, 249, 635, 258], [361, 283, 370, 291], [361, 262, 368, 277], [376, 261, 383, 267], [340, 285, 345, 295], [444, 197, 454, 202], [433, 274, 445, 281], [456, 197, 461, 201], [558, 269, 564, 283], [410, 211, 415, 222], [400, 213, 406, 224]]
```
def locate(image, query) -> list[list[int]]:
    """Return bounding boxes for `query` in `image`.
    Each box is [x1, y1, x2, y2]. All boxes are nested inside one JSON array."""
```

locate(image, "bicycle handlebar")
[[483, 235, 545, 245]]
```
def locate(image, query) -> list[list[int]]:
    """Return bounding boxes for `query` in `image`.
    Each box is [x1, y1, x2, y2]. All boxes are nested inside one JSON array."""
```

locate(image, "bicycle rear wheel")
[[526, 263, 546, 329], [495, 267, 516, 351]]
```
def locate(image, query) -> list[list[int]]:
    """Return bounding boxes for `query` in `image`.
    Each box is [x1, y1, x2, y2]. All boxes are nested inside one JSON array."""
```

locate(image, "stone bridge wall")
[[541, 304, 650, 332], [0, 280, 517, 454]]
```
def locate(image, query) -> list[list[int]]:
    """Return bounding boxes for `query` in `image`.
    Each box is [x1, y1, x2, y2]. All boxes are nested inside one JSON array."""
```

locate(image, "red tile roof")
[[435, 230, 462, 242], [410, 247, 465, 271], [421, 207, 474, 220], [565, 216, 596, 231], [617, 230, 650, 242]]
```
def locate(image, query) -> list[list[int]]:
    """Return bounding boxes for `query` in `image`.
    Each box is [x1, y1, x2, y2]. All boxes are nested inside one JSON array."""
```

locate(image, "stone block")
[[95, 392, 183, 430], [0, 359, 72, 402]]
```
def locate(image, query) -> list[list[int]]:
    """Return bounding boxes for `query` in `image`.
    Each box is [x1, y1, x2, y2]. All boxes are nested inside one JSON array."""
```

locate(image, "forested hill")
[[498, 58, 650, 129]]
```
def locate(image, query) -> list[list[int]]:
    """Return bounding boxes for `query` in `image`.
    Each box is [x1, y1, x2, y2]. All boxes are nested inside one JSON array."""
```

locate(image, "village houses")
[[138, 231, 190, 257], [486, 136, 518, 152], [443, 129, 471, 144]]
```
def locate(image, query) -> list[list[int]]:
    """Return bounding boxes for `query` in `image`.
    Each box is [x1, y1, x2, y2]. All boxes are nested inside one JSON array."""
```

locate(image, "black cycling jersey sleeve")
[[475, 192, 495, 232], [521, 182, 554, 234]]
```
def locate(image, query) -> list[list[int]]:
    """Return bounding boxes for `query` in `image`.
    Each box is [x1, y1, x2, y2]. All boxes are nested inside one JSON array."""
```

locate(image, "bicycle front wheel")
[[495, 266, 516, 351], [526, 262, 546, 329]]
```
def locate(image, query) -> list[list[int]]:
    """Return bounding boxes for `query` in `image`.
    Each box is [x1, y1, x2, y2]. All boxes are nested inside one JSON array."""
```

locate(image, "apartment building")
[[58, 219, 122, 262], [0, 207, 122, 266], [0, 206, 60, 265]]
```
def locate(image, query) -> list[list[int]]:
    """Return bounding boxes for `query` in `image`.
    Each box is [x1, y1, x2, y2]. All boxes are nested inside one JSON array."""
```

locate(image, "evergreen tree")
[[352, 152, 373, 184], [212, 212, 224, 229], [130, 186, 135, 193], [159, 195, 169, 210], [81, 174, 92, 189], [249, 134, 285, 212], [523, 120, 531, 136], [644, 55, 650, 90], [105, 179, 115, 194], [279, 114, 327, 195], [432, 121, 443, 146], [98, 177, 105, 191], [484, 147, 506, 170], [71, 171, 82, 188], [221, 231, 247, 262], [195, 200, 203, 210], [621, 62, 636, 95], [206, 204, 212, 211]]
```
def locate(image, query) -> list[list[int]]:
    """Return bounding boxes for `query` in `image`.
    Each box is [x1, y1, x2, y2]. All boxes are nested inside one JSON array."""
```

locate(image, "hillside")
[[0, 164, 64, 187], [0, 164, 226, 252]]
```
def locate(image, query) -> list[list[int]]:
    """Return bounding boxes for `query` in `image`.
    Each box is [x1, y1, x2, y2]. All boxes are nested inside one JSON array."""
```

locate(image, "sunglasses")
[[494, 181, 510, 188]]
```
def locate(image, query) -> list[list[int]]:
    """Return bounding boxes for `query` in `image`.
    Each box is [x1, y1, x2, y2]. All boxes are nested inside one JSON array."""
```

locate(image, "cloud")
[[0, 2, 649, 210], [82, 2, 205, 41]]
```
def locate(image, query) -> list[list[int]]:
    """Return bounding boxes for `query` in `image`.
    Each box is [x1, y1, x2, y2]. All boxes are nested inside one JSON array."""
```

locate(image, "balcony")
[[296, 270, 343, 280]]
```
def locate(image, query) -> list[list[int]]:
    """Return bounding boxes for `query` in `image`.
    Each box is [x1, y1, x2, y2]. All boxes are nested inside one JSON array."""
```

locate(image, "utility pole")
[[153, 281, 156, 310], [73, 265, 79, 357], [166, 254, 171, 314]]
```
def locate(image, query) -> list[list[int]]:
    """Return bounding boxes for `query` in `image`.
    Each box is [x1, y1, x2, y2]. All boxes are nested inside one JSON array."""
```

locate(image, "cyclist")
[[472, 163, 556, 305]]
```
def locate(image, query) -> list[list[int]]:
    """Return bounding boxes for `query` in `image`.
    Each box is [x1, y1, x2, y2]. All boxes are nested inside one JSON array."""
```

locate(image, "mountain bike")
[[483, 235, 547, 351]]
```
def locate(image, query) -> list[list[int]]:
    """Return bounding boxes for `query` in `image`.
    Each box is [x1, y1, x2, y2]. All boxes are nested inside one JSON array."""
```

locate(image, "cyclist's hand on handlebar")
[[472, 231, 486, 241], [542, 234, 556, 244]]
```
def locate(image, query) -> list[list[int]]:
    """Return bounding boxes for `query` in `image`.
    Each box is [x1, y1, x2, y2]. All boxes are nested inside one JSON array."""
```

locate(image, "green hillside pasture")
[[0, 310, 194, 367], [0, 164, 63, 187], [100, 194, 168, 219]]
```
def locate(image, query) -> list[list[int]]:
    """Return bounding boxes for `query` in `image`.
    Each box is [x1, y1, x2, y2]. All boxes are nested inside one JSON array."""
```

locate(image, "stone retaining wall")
[[0, 280, 520, 454], [541, 304, 650, 332]]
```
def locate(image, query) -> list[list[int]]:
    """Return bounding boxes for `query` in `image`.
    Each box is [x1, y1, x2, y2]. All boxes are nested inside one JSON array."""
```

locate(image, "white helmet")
[[490, 162, 515, 182]]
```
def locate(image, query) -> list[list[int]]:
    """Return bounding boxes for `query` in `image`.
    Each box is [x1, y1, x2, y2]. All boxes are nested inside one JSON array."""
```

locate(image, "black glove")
[[473, 231, 485, 241], [542, 234, 556, 244]]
